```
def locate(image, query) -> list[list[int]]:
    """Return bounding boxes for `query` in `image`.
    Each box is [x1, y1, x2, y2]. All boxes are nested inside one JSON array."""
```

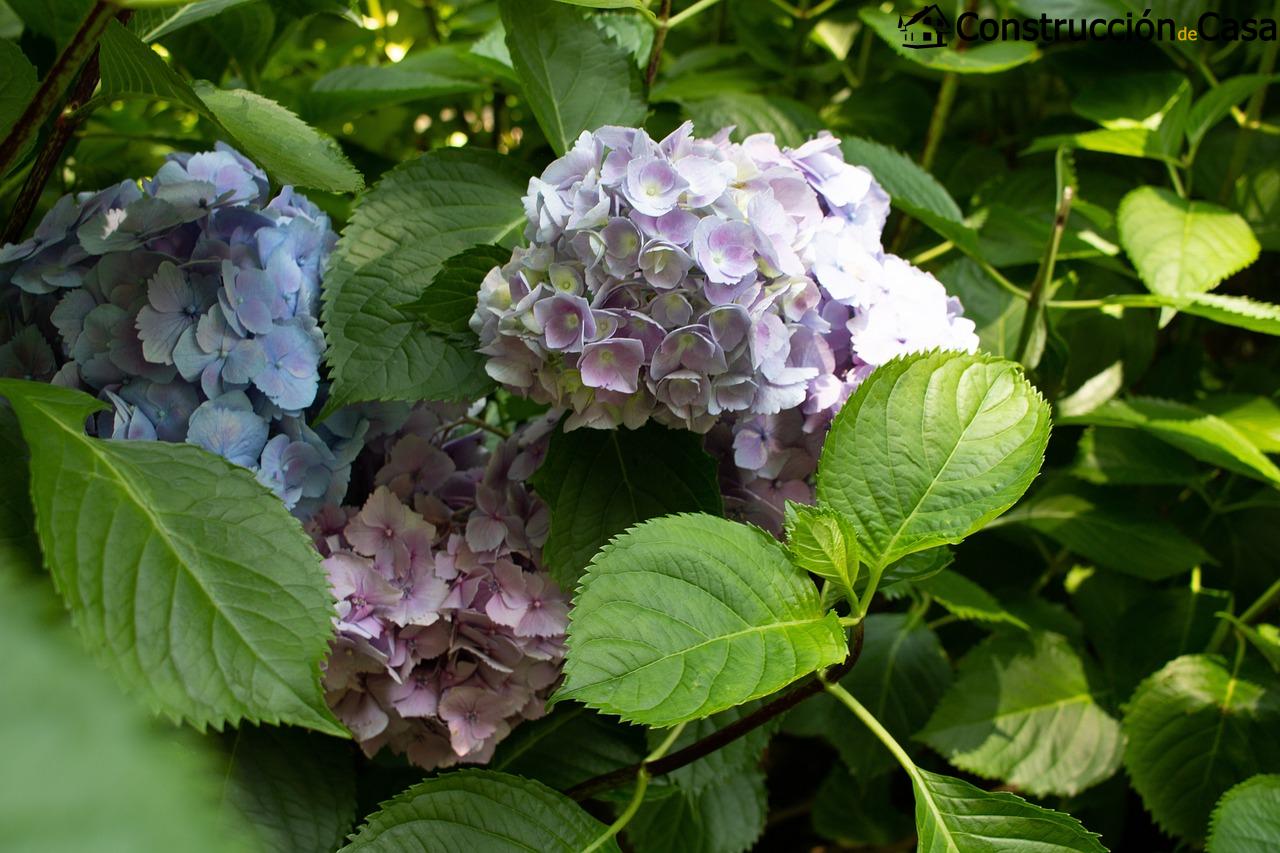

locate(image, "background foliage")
[[2, 0, 1279, 850]]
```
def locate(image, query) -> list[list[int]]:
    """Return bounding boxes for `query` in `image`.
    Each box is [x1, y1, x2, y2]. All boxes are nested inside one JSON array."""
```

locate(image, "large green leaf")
[[1000, 486, 1208, 580], [304, 61, 488, 123], [221, 726, 356, 853], [320, 148, 527, 414], [919, 631, 1123, 797], [841, 137, 979, 253], [1117, 187, 1259, 297], [498, 0, 646, 155], [1123, 654, 1280, 842], [194, 82, 364, 193], [339, 770, 617, 852], [677, 93, 822, 148], [0, 380, 343, 735], [860, 8, 1040, 74], [816, 351, 1051, 571], [490, 706, 645, 792], [400, 244, 513, 335], [0, 404, 39, 568], [556, 514, 847, 727], [531, 422, 723, 589], [99, 19, 209, 113], [915, 571, 1028, 629], [1070, 426, 1200, 486], [1207, 774, 1280, 853], [786, 613, 951, 780], [912, 768, 1106, 853], [0, 38, 36, 135], [1176, 293, 1280, 336], [625, 771, 767, 853], [1064, 397, 1280, 486], [1, 569, 241, 853]]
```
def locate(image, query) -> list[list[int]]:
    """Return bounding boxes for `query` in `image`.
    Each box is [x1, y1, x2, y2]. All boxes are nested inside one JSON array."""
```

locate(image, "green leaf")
[[1208, 774, 1280, 853], [920, 631, 1122, 797], [812, 765, 913, 846], [320, 148, 526, 414], [677, 93, 822, 148], [136, 0, 259, 42], [557, 513, 847, 727], [553, 0, 653, 11], [784, 501, 859, 600], [221, 726, 356, 853], [0, 38, 36, 135], [1073, 71, 1188, 130], [304, 61, 488, 123], [1064, 397, 1280, 486], [841, 136, 979, 253], [1070, 426, 1200, 485], [1175, 293, 1280, 336], [193, 82, 363, 193], [1199, 394, 1280, 454], [936, 259, 1025, 358], [912, 768, 1106, 853], [876, 546, 954, 593], [1025, 126, 1181, 164], [626, 771, 767, 853], [491, 706, 645, 792], [1118, 186, 1260, 298], [1220, 615, 1280, 674], [531, 422, 723, 589], [498, 0, 646, 155], [1001, 486, 1209, 580], [816, 351, 1051, 571], [0, 404, 39, 569], [400, 244, 511, 334], [1123, 654, 1280, 842], [1, 569, 241, 853], [860, 8, 1040, 74], [786, 613, 951, 780], [339, 770, 618, 852], [915, 571, 1028, 629], [1187, 75, 1280, 150], [0, 379, 344, 735], [99, 19, 209, 114]]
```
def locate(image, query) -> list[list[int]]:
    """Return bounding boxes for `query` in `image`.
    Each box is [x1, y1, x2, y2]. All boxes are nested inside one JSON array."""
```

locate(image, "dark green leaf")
[[532, 422, 722, 588], [340, 770, 618, 852], [626, 771, 766, 853], [400, 244, 511, 334], [1207, 774, 1280, 853], [499, 0, 646, 155]]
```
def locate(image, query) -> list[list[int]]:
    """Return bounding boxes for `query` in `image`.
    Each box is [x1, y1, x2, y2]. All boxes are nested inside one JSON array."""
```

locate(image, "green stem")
[[582, 718, 686, 851], [1014, 185, 1074, 366], [1219, 0, 1279, 202], [910, 240, 954, 266], [972, 257, 1029, 300], [667, 0, 723, 29], [0, 0, 115, 178], [1165, 161, 1187, 198], [1240, 577, 1280, 625], [582, 768, 649, 853], [821, 679, 920, 782], [920, 73, 958, 174]]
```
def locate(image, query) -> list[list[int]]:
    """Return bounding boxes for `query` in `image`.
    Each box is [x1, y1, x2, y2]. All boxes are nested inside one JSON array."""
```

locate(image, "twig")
[[567, 620, 866, 801], [2, 33, 111, 246], [1014, 184, 1073, 366], [0, 0, 115, 178], [644, 0, 673, 87]]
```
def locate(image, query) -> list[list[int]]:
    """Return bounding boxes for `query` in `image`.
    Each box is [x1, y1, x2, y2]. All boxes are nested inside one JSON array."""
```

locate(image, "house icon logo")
[[898, 4, 952, 49]]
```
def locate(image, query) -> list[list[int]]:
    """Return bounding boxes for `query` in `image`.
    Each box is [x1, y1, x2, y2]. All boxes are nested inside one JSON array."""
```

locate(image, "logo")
[[899, 4, 952, 49]]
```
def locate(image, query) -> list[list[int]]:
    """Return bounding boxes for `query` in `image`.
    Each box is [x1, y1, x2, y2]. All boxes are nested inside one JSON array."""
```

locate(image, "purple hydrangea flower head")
[[312, 404, 568, 770], [473, 124, 975, 437], [1, 144, 343, 520]]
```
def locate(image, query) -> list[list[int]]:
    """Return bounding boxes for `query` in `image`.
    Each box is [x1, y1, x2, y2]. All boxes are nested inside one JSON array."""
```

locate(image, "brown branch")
[[567, 619, 865, 801], [644, 0, 672, 88], [0, 1, 115, 179]]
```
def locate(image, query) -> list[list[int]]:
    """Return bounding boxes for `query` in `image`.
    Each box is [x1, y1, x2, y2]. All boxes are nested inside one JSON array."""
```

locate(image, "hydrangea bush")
[[2, 2, 1277, 852]]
